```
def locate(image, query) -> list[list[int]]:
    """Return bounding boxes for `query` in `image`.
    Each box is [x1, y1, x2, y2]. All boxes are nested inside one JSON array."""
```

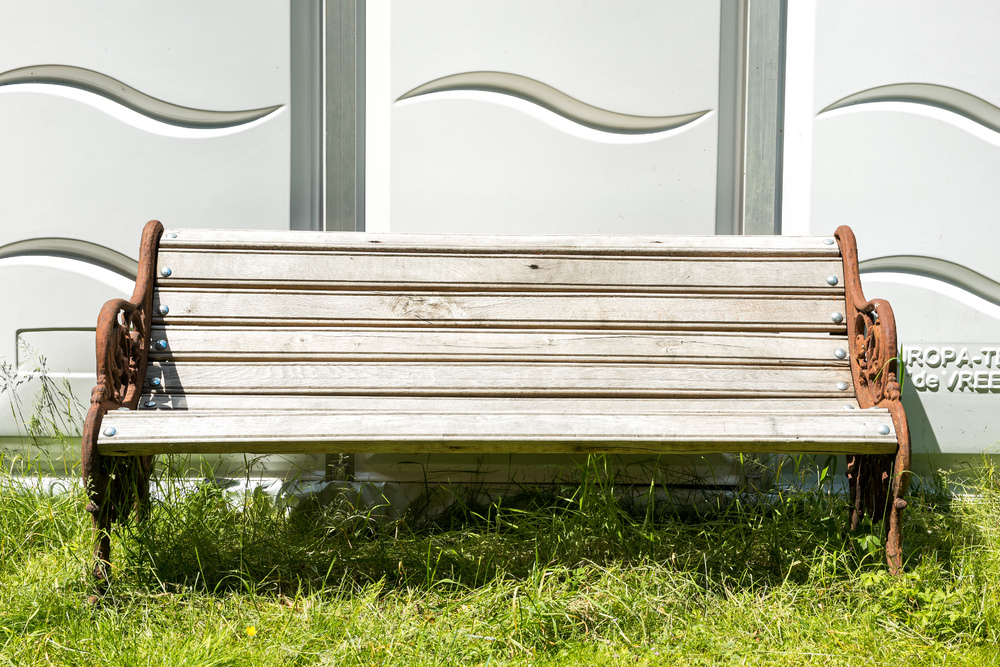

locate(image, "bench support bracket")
[[81, 220, 162, 597], [836, 225, 911, 574]]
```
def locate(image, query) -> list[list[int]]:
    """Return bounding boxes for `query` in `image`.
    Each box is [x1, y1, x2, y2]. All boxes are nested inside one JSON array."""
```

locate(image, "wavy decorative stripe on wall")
[[860, 255, 1000, 308], [398, 71, 708, 135], [820, 83, 1000, 135], [0, 65, 280, 129], [0, 238, 138, 279]]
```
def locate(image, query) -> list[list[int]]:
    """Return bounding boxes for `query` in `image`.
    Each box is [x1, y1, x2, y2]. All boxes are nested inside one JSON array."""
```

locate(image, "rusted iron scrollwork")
[[80, 220, 163, 591], [835, 225, 911, 574]]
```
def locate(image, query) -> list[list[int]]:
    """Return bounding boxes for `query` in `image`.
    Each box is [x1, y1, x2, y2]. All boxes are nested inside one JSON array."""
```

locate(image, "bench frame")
[[80, 220, 911, 591]]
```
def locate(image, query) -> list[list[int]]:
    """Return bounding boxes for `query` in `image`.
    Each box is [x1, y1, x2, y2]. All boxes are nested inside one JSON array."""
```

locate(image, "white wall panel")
[[0, 1, 294, 454], [810, 2, 1000, 115], [810, 112, 1000, 282], [782, 0, 1000, 456], [391, 1, 719, 115], [0, 1, 287, 111], [0, 0, 291, 257], [0, 94, 288, 257], [392, 101, 716, 234], [372, 0, 723, 235], [0, 257, 132, 443], [861, 274, 1000, 457]]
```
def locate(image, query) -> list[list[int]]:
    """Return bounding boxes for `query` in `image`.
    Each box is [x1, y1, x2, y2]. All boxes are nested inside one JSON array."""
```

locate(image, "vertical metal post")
[[325, 0, 365, 232], [355, 0, 366, 232], [323, 0, 364, 480], [739, 0, 787, 490], [715, 0, 747, 236], [742, 0, 787, 235], [290, 0, 324, 231]]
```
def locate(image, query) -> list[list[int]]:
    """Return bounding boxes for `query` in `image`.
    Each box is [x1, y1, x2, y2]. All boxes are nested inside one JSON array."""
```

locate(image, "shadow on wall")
[[901, 380, 941, 455]]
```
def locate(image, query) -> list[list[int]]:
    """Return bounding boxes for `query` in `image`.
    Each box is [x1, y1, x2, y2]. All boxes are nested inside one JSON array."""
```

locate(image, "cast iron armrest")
[[80, 220, 162, 587], [836, 225, 911, 572]]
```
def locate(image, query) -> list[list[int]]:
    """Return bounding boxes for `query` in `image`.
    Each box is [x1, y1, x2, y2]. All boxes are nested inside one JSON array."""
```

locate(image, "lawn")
[[1, 453, 998, 666]]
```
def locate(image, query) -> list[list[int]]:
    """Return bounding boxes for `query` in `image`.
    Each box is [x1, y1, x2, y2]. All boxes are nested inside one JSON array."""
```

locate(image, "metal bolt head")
[[103, 427, 116, 437], [823, 238, 835, 245], [836, 381, 849, 391], [160, 266, 172, 277], [834, 348, 847, 359], [844, 404, 856, 410], [831, 312, 844, 323], [150, 377, 161, 386], [878, 424, 891, 435], [155, 339, 168, 351], [145, 401, 156, 408], [117, 406, 130, 411], [826, 275, 839, 286], [166, 233, 178, 239], [158, 305, 169, 316]]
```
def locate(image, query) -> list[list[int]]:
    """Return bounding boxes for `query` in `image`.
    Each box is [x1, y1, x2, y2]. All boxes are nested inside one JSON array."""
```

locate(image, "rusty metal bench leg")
[[82, 220, 162, 598], [82, 401, 113, 597], [846, 452, 892, 530], [83, 402, 155, 599], [885, 400, 912, 574], [837, 226, 912, 574]]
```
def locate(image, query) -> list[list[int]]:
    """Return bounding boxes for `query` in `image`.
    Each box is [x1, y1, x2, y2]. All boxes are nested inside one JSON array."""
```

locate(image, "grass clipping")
[[1, 454, 999, 666]]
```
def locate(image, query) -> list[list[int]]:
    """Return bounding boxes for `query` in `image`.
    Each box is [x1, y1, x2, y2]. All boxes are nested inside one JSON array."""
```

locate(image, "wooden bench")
[[81, 220, 911, 588]]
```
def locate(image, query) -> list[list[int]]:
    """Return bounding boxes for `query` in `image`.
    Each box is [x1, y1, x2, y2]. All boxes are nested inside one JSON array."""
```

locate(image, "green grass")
[[1, 453, 999, 666]]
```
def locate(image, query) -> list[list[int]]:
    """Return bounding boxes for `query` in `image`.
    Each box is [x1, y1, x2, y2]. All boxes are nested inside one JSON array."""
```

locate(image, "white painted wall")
[[0, 0, 291, 257], [783, 0, 1000, 461], [0, 1, 304, 475], [367, 0, 723, 236]]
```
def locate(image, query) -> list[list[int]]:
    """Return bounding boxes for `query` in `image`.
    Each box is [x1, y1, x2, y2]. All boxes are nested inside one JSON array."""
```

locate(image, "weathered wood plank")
[[147, 327, 851, 366], [144, 362, 854, 397], [137, 394, 864, 412], [155, 251, 844, 293], [152, 291, 847, 332], [97, 409, 897, 456], [102, 439, 897, 456], [160, 228, 842, 257]]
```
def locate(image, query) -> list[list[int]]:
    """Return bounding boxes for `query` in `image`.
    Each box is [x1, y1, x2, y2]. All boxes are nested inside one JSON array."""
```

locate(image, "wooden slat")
[[155, 251, 844, 293], [97, 409, 898, 456], [144, 362, 854, 397], [148, 327, 851, 366], [137, 394, 865, 412], [160, 228, 843, 257], [152, 291, 847, 332]]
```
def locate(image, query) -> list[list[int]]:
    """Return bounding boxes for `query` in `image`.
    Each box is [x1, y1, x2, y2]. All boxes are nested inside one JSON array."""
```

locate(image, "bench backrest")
[[143, 229, 854, 409]]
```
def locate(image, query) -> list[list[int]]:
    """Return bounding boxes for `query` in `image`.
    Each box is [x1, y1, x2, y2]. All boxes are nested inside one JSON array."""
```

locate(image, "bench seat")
[[81, 221, 911, 590], [100, 405, 898, 455]]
